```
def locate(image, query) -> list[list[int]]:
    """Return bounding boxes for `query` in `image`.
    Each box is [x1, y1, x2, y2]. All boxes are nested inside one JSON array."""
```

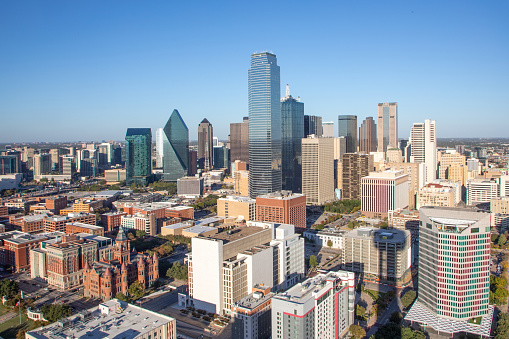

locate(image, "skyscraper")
[[229, 117, 249, 165], [125, 128, 152, 186], [302, 136, 334, 205], [405, 207, 492, 337], [322, 121, 334, 138], [162, 109, 189, 182], [337, 115, 357, 153], [410, 119, 437, 184], [304, 115, 322, 137], [198, 118, 213, 170], [281, 84, 304, 193], [377, 102, 398, 153], [248, 52, 281, 197], [155, 128, 164, 168], [359, 117, 377, 153]]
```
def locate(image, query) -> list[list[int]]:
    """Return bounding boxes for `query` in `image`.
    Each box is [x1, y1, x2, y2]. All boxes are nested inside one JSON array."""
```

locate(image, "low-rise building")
[[161, 221, 194, 236], [416, 182, 456, 209], [66, 222, 104, 236], [25, 299, 176, 339], [100, 211, 127, 232], [388, 209, 420, 242], [181, 225, 218, 238], [177, 176, 204, 197], [256, 191, 306, 231], [120, 213, 157, 236], [43, 213, 96, 233], [0, 232, 49, 272], [271, 270, 355, 339], [466, 178, 499, 206], [217, 195, 256, 221], [302, 228, 346, 249]]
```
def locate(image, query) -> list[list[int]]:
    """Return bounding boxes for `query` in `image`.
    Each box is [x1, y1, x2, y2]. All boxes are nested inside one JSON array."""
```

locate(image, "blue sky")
[[0, 0, 507, 142]]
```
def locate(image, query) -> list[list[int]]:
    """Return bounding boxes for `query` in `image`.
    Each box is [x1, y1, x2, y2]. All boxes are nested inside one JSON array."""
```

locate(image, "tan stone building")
[[233, 169, 249, 196], [217, 195, 256, 221], [416, 182, 456, 209], [302, 136, 334, 204]]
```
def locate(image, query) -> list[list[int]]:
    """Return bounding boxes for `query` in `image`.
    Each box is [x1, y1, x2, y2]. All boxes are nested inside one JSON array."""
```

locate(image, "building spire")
[[286, 84, 290, 97]]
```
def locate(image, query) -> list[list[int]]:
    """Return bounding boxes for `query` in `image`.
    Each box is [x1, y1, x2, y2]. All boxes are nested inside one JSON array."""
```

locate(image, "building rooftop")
[[219, 196, 256, 203], [208, 226, 265, 244], [4, 233, 48, 245], [345, 227, 410, 243], [133, 202, 175, 211], [364, 170, 407, 179], [257, 190, 305, 200], [234, 290, 274, 310], [67, 222, 103, 230], [168, 205, 193, 211], [196, 216, 225, 226], [21, 214, 48, 222], [26, 299, 175, 339], [161, 222, 193, 230], [184, 225, 216, 235]]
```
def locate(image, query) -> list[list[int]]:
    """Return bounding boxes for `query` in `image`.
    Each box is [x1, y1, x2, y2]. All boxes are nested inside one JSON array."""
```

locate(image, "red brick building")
[[43, 213, 96, 233], [256, 191, 307, 231], [165, 206, 194, 220], [0, 232, 48, 272], [100, 211, 127, 232], [83, 228, 159, 301], [45, 196, 68, 214], [10, 214, 47, 233], [0, 205, 8, 218]]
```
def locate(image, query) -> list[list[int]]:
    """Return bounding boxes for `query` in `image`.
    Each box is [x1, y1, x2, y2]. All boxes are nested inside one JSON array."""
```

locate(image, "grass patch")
[[0, 313, 34, 339], [365, 289, 383, 301], [468, 316, 482, 325], [0, 303, 11, 316]]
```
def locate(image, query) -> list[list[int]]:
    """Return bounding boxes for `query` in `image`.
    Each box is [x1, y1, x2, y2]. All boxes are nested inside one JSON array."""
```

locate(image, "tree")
[[389, 311, 403, 324], [349, 324, 366, 339], [401, 290, 417, 309], [498, 234, 507, 246], [128, 280, 146, 301], [135, 230, 146, 238], [495, 312, 509, 339], [17, 330, 26, 339], [0, 279, 20, 299], [41, 304, 72, 323], [327, 239, 333, 248], [315, 224, 325, 230], [355, 304, 366, 320], [115, 292, 127, 301], [166, 261, 188, 281], [309, 255, 318, 268]]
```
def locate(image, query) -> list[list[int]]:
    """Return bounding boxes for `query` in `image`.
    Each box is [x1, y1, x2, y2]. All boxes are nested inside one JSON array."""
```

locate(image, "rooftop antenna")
[[286, 84, 290, 97]]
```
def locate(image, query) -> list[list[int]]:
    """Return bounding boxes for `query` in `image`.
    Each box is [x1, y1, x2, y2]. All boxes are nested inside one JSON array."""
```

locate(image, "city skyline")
[[1, 1, 508, 143]]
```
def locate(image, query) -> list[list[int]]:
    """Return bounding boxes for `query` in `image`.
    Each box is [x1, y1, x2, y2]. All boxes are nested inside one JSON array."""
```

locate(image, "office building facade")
[[198, 118, 213, 170], [377, 102, 398, 153], [359, 117, 377, 154], [230, 117, 249, 165], [410, 119, 437, 184], [302, 136, 334, 205], [256, 191, 307, 230], [281, 86, 304, 193], [304, 115, 322, 137], [361, 170, 409, 218], [125, 128, 152, 186], [248, 52, 281, 197], [322, 121, 334, 138], [341, 153, 373, 200], [337, 115, 357, 153], [162, 109, 189, 181]]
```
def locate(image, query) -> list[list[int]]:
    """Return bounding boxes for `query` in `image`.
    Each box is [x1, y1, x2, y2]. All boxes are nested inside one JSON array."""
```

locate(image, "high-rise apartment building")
[[281, 85, 304, 193], [377, 102, 398, 153], [359, 117, 377, 154], [322, 121, 334, 137], [188, 222, 305, 314], [361, 170, 409, 218], [155, 127, 164, 168], [341, 153, 373, 200], [343, 227, 412, 287], [198, 118, 213, 170], [410, 119, 437, 184], [248, 52, 281, 197], [125, 128, 152, 186], [405, 207, 493, 337], [302, 136, 334, 205], [230, 117, 249, 165], [256, 191, 306, 230], [162, 109, 189, 182], [33, 153, 52, 176], [337, 115, 357, 153], [271, 270, 355, 339]]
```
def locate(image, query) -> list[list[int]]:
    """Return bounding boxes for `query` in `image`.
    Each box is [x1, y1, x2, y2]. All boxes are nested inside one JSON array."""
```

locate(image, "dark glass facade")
[[359, 117, 377, 153], [304, 115, 322, 137], [229, 117, 249, 165], [198, 118, 213, 170], [248, 52, 281, 197], [125, 128, 152, 186], [338, 115, 357, 153], [281, 95, 304, 193], [163, 109, 189, 182], [213, 146, 230, 170]]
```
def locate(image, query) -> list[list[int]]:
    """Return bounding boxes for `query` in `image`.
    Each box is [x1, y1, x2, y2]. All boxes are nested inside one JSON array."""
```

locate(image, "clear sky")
[[1, 0, 507, 143]]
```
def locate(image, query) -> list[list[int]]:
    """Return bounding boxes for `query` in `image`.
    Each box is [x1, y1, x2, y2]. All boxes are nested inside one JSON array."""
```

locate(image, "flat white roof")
[[183, 225, 216, 234]]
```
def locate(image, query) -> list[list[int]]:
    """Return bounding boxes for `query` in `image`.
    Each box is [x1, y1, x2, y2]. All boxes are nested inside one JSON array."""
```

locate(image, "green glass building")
[[125, 128, 152, 186], [163, 109, 189, 181]]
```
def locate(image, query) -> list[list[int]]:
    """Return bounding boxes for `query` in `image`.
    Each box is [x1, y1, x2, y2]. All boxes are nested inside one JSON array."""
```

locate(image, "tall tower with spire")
[[198, 118, 213, 170], [113, 227, 131, 264]]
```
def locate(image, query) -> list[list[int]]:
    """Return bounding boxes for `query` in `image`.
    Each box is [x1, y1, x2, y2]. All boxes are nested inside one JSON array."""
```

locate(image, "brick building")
[[45, 196, 68, 214], [255, 191, 306, 231], [83, 228, 159, 301], [0, 232, 48, 272], [100, 211, 127, 232], [66, 222, 104, 236], [43, 213, 96, 233]]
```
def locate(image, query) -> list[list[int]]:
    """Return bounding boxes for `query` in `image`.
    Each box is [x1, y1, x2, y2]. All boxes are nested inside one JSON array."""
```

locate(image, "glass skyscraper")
[[377, 102, 398, 153], [281, 86, 304, 193], [125, 128, 152, 186], [338, 115, 357, 153], [163, 109, 189, 182], [248, 52, 281, 198]]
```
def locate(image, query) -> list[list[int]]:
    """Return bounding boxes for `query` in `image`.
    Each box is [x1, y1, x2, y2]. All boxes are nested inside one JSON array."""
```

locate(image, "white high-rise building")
[[155, 127, 164, 168], [405, 206, 493, 337], [187, 222, 304, 315], [410, 119, 437, 184], [500, 175, 509, 197], [466, 178, 500, 206]]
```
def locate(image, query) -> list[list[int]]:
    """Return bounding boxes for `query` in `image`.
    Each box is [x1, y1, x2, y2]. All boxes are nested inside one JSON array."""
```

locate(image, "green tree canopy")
[[41, 304, 72, 323], [349, 324, 366, 339], [401, 290, 417, 309], [128, 280, 146, 301], [309, 255, 318, 268], [166, 261, 188, 281]]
